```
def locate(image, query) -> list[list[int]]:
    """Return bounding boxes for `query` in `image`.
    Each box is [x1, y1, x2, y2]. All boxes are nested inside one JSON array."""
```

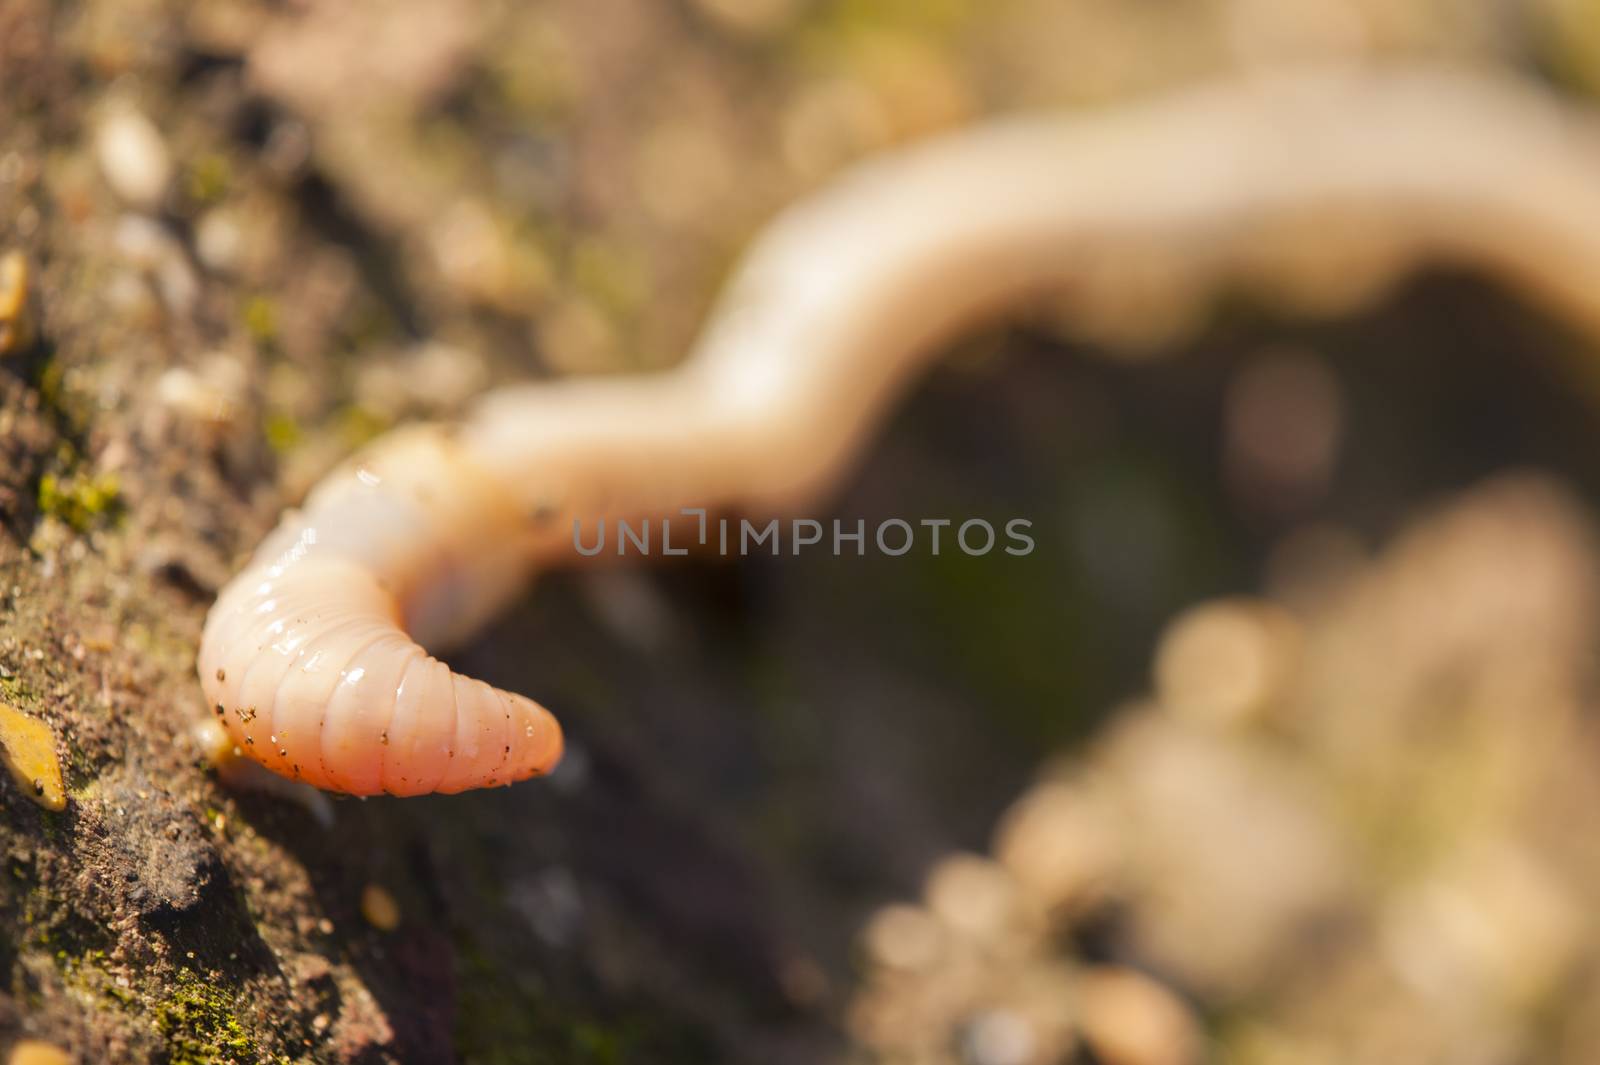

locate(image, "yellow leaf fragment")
[[0, 702, 66, 811], [8, 1040, 72, 1065], [0, 250, 33, 357]]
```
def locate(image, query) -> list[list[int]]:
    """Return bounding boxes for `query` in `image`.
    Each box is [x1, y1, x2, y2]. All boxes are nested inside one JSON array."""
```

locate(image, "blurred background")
[[6, 0, 1600, 1062]]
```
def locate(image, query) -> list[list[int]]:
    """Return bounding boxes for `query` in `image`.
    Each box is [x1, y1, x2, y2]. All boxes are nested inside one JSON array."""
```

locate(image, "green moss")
[[261, 412, 303, 455], [790, 0, 977, 59], [154, 968, 258, 1065], [338, 405, 390, 449], [186, 153, 232, 205], [31, 358, 92, 435], [43, 951, 275, 1062], [56, 948, 108, 980], [833, 0, 975, 37], [569, 238, 647, 319], [0, 674, 30, 704], [242, 296, 279, 344], [34, 358, 64, 409], [54, 950, 134, 1013], [36, 470, 120, 531]]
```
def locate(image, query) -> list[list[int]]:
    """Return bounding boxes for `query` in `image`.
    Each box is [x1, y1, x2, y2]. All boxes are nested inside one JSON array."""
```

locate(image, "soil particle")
[[92, 773, 221, 922]]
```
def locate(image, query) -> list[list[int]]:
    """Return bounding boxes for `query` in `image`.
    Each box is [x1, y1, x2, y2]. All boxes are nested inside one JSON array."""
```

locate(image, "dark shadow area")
[[453, 269, 1600, 1058]]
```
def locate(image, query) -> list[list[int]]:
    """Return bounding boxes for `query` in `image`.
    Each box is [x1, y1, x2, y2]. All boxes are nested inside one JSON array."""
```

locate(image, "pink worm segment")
[[199, 66, 1600, 795], [198, 430, 565, 795]]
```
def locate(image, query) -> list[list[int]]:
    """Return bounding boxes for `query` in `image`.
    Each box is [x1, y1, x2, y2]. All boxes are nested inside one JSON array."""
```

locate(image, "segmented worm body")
[[200, 66, 1600, 795]]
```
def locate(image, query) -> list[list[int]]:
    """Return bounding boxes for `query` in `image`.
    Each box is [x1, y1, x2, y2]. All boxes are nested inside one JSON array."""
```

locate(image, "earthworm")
[[199, 65, 1600, 795]]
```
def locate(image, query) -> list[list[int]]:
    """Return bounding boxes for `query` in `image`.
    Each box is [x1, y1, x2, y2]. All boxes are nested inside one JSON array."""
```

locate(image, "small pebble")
[[360, 884, 401, 931], [994, 781, 1120, 915], [96, 101, 173, 210], [1077, 966, 1203, 1065], [194, 208, 243, 272], [926, 854, 1022, 941], [1153, 599, 1300, 728], [112, 214, 197, 314], [961, 1009, 1037, 1065], [861, 903, 945, 972], [156, 354, 245, 427]]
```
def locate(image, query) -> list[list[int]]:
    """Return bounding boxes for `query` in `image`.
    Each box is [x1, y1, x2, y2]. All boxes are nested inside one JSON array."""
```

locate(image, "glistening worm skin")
[[199, 66, 1600, 796]]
